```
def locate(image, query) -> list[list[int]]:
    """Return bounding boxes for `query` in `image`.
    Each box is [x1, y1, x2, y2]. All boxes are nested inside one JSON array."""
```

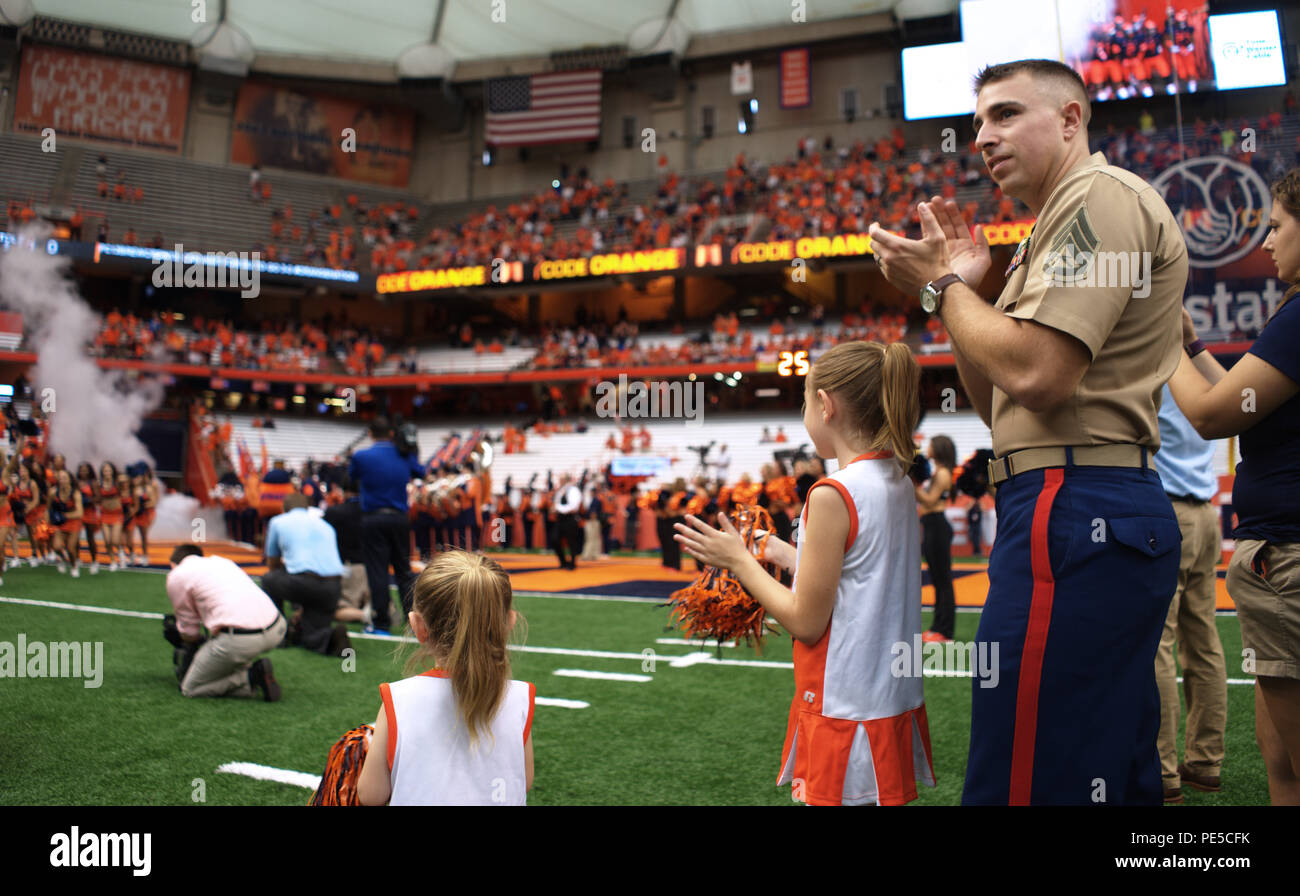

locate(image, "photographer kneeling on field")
[[163, 543, 285, 701]]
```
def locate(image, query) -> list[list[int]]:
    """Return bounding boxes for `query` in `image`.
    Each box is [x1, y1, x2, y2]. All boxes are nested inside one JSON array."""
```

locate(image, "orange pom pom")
[[667, 504, 778, 647]]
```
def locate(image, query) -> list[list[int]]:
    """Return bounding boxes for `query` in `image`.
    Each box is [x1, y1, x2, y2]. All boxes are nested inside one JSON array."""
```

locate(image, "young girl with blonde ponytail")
[[358, 550, 534, 805], [675, 340, 935, 805]]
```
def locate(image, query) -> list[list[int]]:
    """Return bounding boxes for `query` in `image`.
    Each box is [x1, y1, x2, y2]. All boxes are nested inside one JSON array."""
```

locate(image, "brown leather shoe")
[[1178, 764, 1221, 792], [1163, 786, 1183, 804], [328, 623, 353, 657], [248, 658, 281, 702]]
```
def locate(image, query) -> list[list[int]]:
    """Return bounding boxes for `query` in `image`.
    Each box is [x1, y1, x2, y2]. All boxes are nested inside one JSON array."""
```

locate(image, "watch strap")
[[930, 273, 963, 294]]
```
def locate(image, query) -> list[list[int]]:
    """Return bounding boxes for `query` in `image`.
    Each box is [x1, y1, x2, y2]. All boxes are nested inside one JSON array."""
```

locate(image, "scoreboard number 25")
[[777, 350, 809, 376]]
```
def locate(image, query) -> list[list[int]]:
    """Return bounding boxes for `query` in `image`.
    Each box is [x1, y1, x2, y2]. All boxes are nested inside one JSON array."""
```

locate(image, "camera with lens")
[[393, 416, 419, 458]]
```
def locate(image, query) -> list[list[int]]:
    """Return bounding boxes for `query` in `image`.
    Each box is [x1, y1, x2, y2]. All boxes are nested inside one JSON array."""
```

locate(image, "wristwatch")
[[920, 273, 965, 315]]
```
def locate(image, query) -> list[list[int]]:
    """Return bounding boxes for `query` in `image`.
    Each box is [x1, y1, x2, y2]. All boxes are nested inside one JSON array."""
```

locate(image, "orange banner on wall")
[[13, 44, 190, 153], [230, 82, 414, 187]]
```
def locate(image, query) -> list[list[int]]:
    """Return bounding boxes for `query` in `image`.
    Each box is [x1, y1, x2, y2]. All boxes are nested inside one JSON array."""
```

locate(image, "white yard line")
[[513, 590, 663, 604], [217, 761, 320, 790], [655, 638, 737, 648], [0, 595, 1252, 683], [0, 595, 164, 619], [536, 697, 590, 709], [553, 669, 651, 683]]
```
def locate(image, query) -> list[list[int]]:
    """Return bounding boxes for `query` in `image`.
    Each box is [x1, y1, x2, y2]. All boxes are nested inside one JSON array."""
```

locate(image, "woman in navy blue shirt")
[[1171, 169, 1300, 805]]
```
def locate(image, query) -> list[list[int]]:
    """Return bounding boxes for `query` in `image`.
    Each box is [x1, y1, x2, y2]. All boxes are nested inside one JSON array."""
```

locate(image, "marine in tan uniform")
[[869, 58, 1185, 805]]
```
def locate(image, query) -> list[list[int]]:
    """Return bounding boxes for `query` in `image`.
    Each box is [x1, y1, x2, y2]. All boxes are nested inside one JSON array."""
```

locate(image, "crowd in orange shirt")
[[604, 423, 652, 454], [15, 112, 1291, 293], [97, 167, 144, 205], [79, 301, 933, 381], [90, 309, 394, 376], [378, 170, 704, 273], [365, 137, 997, 273]]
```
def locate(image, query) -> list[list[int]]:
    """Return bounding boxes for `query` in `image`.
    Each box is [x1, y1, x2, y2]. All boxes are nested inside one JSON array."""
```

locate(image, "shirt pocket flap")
[[1109, 516, 1180, 559]]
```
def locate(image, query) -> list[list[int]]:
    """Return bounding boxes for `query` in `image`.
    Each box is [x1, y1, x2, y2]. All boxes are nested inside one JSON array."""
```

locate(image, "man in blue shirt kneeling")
[[263, 491, 350, 656]]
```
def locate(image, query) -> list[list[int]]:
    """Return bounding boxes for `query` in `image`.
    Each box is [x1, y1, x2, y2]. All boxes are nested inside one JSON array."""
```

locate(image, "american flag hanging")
[[485, 70, 603, 147]]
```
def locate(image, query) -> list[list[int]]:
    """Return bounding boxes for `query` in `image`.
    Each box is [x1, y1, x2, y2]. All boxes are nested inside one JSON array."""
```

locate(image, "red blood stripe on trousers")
[[1009, 467, 1064, 805]]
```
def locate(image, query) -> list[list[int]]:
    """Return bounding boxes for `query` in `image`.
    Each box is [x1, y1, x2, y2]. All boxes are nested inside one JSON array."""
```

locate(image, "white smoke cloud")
[[151, 486, 228, 542], [0, 225, 163, 467]]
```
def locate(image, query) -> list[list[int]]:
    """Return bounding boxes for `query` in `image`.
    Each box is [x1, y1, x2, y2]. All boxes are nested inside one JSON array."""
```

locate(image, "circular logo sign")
[[1151, 156, 1272, 269]]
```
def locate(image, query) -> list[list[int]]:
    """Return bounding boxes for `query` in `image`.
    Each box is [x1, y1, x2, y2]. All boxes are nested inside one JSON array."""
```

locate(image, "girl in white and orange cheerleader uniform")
[[357, 550, 534, 805], [675, 341, 935, 806]]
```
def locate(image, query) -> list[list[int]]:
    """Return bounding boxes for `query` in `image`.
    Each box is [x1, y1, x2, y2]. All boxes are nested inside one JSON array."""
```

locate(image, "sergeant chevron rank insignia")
[[1042, 205, 1100, 286]]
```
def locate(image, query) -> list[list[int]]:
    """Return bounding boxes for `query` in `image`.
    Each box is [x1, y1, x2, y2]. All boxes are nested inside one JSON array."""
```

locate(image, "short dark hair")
[[973, 59, 1090, 127], [170, 543, 204, 564], [370, 416, 391, 438]]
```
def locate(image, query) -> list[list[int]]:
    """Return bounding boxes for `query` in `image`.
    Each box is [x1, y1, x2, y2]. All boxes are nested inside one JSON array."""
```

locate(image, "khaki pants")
[[1155, 500, 1227, 786], [340, 562, 370, 610], [580, 518, 602, 561], [181, 616, 286, 698]]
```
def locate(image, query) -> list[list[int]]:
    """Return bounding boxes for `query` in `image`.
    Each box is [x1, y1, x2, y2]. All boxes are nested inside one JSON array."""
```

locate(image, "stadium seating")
[[12, 112, 1293, 286], [0, 133, 65, 217], [373, 344, 537, 375]]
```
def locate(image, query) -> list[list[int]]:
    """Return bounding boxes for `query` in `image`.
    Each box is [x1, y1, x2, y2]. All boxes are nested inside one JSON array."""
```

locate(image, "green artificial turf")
[[0, 563, 1270, 805]]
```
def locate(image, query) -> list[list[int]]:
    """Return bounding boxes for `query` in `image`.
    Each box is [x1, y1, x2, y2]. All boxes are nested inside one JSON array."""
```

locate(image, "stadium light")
[[483, 148, 494, 166], [713, 372, 724, 380], [191, 20, 255, 77], [737, 118, 747, 135], [0, 0, 35, 27], [749, 99, 758, 114]]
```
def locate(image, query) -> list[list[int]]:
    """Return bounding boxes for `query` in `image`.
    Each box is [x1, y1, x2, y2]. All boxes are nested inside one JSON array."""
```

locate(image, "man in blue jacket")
[[349, 417, 424, 634]]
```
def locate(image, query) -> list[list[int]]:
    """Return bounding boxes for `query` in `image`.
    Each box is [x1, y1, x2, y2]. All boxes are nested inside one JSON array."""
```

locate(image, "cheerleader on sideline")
[[0, 445, 18, 582], [10, 463, 34, 567], [98, 463, 125, 571], [49, 469, 84, 577], [76, 463, 102, 574], [675, 341, 935, 805], [130, 467, 158, 566], [26, 460, 52, 566], [116, 471, 135, 566]]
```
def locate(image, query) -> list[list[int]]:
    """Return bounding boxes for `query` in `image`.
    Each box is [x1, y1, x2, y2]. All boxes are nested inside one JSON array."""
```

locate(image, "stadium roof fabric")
[[29, 0, 901, 66]]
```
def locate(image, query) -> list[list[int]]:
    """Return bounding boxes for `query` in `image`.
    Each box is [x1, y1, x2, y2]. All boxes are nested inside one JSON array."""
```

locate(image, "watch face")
[[920, 285, 938, 314]]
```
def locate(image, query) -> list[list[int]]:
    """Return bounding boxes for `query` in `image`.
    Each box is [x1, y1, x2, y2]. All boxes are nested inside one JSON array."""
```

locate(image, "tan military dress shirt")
[[990, 151, 1188, 456]]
